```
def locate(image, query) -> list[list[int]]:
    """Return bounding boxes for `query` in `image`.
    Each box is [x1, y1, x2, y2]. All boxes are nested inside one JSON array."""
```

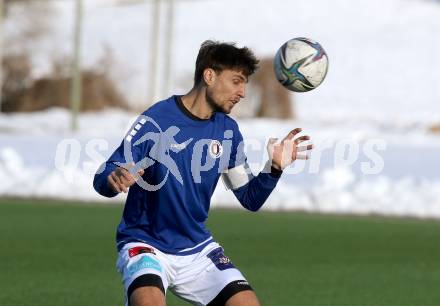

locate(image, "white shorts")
[[116, 241, 252, 306]]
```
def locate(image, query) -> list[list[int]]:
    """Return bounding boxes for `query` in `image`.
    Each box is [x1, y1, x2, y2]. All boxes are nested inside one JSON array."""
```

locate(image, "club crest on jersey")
[[209, 140, 223, 159]]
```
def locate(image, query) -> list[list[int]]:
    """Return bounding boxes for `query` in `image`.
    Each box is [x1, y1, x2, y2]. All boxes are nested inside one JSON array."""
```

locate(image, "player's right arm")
[[93, 115, 151, 197], [107, 163, 145, 194]]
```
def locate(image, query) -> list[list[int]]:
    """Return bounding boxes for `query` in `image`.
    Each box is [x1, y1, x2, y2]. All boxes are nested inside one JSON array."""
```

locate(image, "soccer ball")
[[273, 37, 329, 92]]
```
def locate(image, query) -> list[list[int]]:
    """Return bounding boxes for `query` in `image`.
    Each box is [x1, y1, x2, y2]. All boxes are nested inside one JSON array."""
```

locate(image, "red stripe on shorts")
[[128, 246, 156, 257]]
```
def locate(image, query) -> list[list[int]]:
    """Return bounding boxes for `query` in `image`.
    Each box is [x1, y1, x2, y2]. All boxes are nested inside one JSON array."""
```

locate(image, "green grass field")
[[1, 198, 439, 306]]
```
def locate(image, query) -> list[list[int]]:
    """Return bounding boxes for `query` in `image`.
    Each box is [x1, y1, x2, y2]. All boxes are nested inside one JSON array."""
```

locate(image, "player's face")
[[205, 69, 247, 114]]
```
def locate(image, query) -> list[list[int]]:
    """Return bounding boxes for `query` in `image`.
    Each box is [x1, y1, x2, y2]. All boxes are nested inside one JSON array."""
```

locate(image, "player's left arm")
[[222, 128, 312, 212], [267, 128, 313, 171]]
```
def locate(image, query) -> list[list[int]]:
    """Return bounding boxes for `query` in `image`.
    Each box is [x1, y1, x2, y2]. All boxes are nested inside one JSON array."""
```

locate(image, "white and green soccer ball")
[[274, 37, 329, 92]]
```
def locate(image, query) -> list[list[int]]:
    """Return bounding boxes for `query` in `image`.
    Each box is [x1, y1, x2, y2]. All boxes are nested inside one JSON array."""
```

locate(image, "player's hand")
[[107, 163, 145, 194], [267, 128, 313, 171]]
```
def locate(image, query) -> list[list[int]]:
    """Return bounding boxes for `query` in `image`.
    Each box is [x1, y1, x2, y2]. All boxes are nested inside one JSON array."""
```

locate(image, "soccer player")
[[93, 40, 313, 306]]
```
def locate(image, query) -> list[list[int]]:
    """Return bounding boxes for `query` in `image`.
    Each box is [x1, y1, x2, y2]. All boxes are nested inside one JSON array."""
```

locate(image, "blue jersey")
[[93, 95, 282, 255]]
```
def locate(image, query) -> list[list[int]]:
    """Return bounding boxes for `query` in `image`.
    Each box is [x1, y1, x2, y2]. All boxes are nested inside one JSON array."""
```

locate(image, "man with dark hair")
[[193, 40, 258, 86], [94, 40, 312, 306]]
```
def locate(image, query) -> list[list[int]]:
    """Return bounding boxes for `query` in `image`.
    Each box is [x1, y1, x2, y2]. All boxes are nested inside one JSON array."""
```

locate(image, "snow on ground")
[[1, 108, 439, 218]]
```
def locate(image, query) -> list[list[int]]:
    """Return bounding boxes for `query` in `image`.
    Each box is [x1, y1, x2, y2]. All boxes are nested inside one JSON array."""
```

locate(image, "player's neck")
[[181, 87, 214, 120]]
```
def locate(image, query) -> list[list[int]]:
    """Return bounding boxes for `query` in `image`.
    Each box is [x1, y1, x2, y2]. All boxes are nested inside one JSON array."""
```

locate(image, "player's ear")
[[203, 68, 216, 86]]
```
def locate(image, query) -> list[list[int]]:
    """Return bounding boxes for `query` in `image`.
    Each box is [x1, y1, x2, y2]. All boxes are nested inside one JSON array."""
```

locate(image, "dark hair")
[[193, 40, 259, 86]]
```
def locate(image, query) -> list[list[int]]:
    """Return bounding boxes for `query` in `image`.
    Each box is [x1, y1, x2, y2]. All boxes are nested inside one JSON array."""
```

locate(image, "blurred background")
[[1, 1, 440, 306]]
